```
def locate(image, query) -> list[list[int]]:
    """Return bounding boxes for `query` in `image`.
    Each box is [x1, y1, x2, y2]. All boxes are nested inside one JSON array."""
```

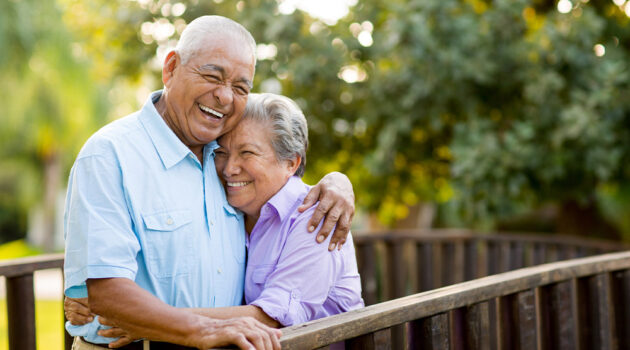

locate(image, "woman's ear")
[[285, 155, 302, 177], [162, 51, 179, 86]]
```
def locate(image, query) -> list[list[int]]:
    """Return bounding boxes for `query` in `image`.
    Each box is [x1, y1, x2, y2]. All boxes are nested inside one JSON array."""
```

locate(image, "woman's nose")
[[222, 156, 240, 177]]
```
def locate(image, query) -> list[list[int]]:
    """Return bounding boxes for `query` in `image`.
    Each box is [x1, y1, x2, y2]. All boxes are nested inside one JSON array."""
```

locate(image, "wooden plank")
[[385, 240, 406, 300], [497, 294, 518, 350], [0, 253, 64, 277], [453, 241, 465, 284], [408, 313, 449, 349], [592, 273, 617, 350], [487, 241, 500, 275], [575, 276, 593, 350], [533, 243, 547, 265], [463, 302, 490, 350], [517, 289, 537, 349], [417, 242, 434, 292], [279, 251, 630, 348], [345, 329, 391, 350], [357, 242, 378, 306], [7, 274, 36, 350], [450, 308, 465, 350], [500, 241, 511, 273], [509, 242, 525, 271], [464, 239, 478, 280], [433, 242, 444, 288], [538, 281, 577, 350], [442, 242, 456, 286], [611, 269, 630, 349]]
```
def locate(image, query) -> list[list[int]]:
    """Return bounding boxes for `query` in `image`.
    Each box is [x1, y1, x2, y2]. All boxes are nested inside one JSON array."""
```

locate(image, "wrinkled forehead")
[[217, 118, 268, 146]]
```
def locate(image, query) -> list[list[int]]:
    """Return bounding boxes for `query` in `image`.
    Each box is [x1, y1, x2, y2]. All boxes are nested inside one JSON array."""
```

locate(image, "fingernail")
[[317, 235, 324, 243], [329, 243, 335, 250], [309, 225, 315, 232]]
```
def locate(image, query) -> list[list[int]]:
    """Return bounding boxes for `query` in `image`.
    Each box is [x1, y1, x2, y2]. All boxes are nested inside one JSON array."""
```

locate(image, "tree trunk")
[[555, 198, 620, 240], [41, 152, 61, 252]]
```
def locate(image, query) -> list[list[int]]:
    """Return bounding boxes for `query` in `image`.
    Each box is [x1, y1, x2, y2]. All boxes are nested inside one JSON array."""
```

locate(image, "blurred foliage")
[[1, 0, 630, 237], [0, 0, 108, 243]]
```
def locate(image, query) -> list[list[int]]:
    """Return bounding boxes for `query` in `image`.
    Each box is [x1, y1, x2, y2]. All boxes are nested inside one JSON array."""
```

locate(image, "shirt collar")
[[265, 176, 305, 222], [138, 90, 194, 169]]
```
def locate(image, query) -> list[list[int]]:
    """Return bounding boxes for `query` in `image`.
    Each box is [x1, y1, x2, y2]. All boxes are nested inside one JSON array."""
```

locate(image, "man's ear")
[[162, 51, 179, 86]]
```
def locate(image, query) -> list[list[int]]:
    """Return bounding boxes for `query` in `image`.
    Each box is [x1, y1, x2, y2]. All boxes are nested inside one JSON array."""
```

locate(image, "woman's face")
[[215, 119, 299, 219]]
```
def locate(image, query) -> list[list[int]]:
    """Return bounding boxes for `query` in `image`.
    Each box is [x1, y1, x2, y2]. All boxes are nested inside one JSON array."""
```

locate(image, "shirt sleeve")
[[249, 207, 341, 326], [64, 144, 141, 297]]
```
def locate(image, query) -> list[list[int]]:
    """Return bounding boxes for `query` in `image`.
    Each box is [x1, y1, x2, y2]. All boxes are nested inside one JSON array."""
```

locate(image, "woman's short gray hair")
[[175, 15, 256, 65], [243, 93, 309, 177]]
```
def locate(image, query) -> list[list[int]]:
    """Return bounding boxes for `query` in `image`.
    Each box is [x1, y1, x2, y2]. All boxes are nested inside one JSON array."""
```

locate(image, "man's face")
[[163, 34, 255, 149]]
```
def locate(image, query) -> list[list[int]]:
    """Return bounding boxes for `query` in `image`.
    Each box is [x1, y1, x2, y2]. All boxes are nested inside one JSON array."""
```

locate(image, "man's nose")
[[214, 84, 234, 106]]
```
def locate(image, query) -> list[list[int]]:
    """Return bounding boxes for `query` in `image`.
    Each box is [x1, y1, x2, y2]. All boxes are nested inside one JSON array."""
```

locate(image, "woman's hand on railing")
[[64, 297, 94, 325]]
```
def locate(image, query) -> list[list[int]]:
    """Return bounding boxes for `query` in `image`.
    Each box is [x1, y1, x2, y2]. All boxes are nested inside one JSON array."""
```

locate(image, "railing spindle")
[[346, 329, 391, 350], [517, 289, 537, 349], [7, 273, 36, 350]]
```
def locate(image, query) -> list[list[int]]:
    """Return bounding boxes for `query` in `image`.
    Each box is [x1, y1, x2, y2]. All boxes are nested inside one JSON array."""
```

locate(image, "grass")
[[0, 240, 64, 350], [0, 240, 42, 260], [0, 299, 64, 350]]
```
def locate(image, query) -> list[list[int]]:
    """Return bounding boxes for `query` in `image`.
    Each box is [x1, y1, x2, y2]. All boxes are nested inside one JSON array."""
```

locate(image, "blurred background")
[[0, 0, 630, 348]]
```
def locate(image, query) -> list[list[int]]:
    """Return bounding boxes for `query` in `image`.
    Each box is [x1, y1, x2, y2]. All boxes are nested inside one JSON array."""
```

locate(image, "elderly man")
[[64, 16, 355, 350]]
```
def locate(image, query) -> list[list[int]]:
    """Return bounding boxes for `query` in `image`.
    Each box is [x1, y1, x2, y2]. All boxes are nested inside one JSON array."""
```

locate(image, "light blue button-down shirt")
[[63, 91, 246, 343]]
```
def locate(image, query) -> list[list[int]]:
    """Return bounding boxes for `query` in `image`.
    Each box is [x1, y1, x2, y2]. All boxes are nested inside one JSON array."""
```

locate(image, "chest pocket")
[[142, 210, 193, 278]]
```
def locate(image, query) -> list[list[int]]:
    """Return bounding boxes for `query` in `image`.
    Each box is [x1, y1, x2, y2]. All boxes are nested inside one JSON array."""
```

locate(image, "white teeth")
[[198, 103, 224, 118], [227, 181, 251, 187]]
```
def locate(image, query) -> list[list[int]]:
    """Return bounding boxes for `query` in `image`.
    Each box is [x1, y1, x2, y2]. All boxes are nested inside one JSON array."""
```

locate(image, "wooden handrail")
[[0, 233, 627, 350], [0, 253, 64, 277], [279, 250, 630, 349]]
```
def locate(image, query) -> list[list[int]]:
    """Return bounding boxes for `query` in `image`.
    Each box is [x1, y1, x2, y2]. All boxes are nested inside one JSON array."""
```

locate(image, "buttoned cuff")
[[250, 287, 306, 326]]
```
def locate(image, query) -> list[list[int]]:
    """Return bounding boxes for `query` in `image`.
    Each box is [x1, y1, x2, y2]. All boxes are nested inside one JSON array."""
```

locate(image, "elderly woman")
[[68, 93, 363, 344]]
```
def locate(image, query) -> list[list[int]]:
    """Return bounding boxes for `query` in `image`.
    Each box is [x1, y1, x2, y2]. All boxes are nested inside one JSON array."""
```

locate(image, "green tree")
[[0, 0, 107, 248], [39, 0, 630, 237]]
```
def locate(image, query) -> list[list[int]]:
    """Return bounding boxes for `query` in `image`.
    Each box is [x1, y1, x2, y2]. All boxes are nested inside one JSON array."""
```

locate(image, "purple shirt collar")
[[263, 176, 307, 222]]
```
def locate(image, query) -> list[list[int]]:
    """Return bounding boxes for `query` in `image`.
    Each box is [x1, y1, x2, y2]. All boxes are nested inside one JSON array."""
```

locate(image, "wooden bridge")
[[1, 229, 628, 349]]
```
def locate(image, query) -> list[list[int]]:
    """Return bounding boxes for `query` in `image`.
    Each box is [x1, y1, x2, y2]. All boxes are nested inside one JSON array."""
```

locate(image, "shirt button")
[[217, 268, 222, 274], [210, 220, 214, 226], [166, 217, 174, 225]]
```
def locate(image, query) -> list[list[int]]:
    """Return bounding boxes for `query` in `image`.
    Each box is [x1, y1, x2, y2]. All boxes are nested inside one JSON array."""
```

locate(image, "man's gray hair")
[[175, 15, 257, 65], [243, 93, 309, 177]]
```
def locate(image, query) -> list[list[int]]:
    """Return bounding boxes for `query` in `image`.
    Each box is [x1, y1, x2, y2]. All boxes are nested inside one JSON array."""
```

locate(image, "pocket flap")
[[142, 210, 192, 231]]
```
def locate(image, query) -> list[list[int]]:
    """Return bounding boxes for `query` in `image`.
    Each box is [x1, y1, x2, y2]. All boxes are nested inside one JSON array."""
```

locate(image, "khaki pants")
[[72, 337, 150, 350]]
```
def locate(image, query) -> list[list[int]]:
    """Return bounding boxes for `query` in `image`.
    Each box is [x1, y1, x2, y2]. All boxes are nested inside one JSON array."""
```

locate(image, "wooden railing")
[[352, 229, 627, 305], [279, 251, 630, 349], [0, 253, 66, 350], [0, 230, 627, 350]]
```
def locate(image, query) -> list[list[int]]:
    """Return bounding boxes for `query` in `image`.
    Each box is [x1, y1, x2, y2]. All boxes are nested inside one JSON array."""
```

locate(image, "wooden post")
[[497, 293, 519, 350], [417, 242, 434, 292], [357, 242, 378, 306], [409, 313, 449, 349], [346, 329, 391, 350], [463, 302, 491, 350], [7, 273, 36, 350]]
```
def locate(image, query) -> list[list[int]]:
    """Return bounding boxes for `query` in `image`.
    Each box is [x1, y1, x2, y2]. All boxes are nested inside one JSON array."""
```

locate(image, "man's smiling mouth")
[[198, 103, 224, 119]]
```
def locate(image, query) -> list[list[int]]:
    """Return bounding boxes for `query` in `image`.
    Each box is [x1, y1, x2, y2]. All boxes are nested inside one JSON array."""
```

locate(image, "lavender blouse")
[[245, 176, 364, 326]]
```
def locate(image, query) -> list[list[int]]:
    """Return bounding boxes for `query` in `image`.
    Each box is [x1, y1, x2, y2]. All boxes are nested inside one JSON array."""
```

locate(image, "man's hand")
[[98, 315, 282, 350], [299, 171, 355, 251], [64, 297, 94, 325]]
